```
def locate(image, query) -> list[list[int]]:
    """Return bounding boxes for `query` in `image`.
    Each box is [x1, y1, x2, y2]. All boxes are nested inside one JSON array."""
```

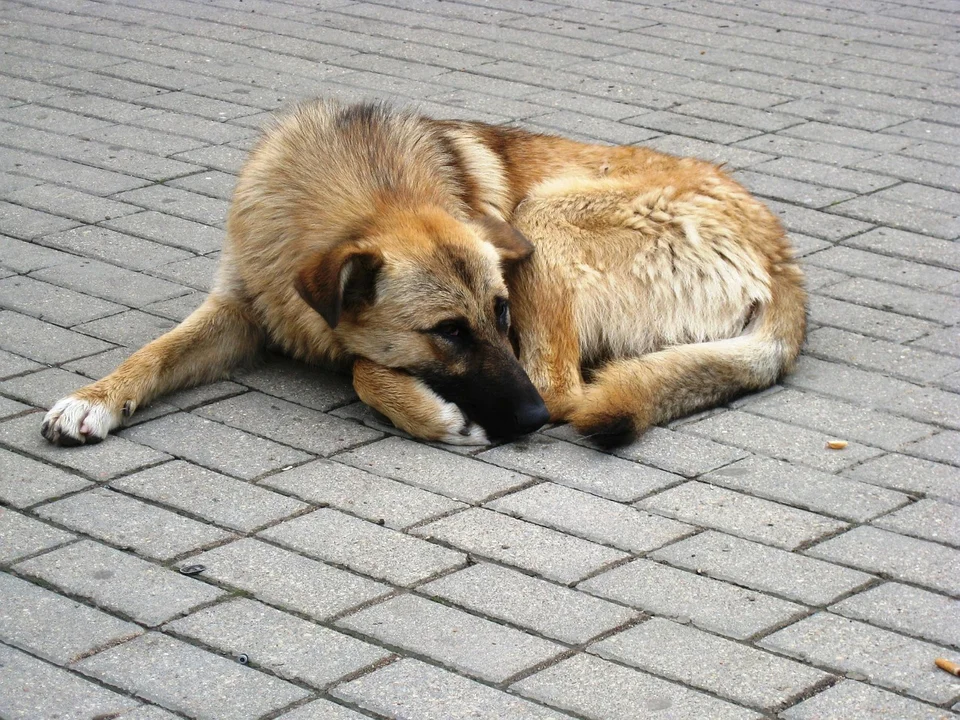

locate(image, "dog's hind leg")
[[42, 293, 262, 446], [352, 358, 489, 445], [568, 264, 806, 447]]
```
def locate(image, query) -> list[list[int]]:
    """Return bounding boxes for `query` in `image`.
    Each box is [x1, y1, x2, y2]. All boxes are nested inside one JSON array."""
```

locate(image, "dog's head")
[[295, 206, 549, 441]]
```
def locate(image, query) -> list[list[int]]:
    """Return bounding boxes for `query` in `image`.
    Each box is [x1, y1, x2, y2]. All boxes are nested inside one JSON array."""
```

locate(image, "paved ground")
[[0, 0, 958, 718]]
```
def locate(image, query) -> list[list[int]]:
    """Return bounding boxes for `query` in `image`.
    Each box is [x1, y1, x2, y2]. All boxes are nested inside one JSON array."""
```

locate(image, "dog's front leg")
[[352, 358, 488, 445], [42, 294, 261, 445]]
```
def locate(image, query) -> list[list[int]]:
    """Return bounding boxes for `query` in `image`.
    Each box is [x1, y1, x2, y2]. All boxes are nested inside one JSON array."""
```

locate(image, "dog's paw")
[[41, 396, 120, 446], [434, 402, 490, 446]]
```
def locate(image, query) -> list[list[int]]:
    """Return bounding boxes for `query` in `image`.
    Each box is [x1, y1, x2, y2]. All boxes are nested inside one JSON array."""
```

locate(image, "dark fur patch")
[[334, 101, 387, 129], [581, 414, 637, 449]]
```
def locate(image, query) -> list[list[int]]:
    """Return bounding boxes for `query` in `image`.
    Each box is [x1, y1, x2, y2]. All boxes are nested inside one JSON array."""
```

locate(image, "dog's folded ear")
[[475, 215, 534, 264], [295, 244, 383, 329]]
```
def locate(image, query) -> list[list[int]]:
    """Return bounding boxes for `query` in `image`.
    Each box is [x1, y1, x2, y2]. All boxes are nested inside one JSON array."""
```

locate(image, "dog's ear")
[[295, 244, 383, 329], [475, 215, 534, 264]]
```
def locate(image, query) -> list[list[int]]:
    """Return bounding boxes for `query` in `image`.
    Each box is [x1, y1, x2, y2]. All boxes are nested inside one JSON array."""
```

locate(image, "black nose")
[[513, 399, 550, 435]]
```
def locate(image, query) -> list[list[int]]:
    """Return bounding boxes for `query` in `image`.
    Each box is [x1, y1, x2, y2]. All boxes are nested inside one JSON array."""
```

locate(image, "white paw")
[[435, 402, 490, 446], [41, 396, 120, 446]]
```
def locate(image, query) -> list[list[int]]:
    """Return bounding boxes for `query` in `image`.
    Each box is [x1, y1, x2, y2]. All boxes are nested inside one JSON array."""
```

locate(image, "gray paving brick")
[[0, 413, 171, 481], [582, 558, 805, 640], [73, 309, 176, 348], [186, 538, 390, 620], [823, 276, 960, 325], [514, 651, 762, 720], [103, 210, 225, 254], [809, 246, 960, 292], [477, 435, 682, 502], [781, 122, 916, 153], [0, 572, 142, 664], [0, 200, 80, 240], [195, 392, 379, 457], [75, 632, 310, 720], [0, 348, 42, 379], [734, 170, 855, 209], [684, 409, 882, 473], [6, 183, 140, 224], [782, 680, 959, 720], [0, 445, 92, 508], [0, 395, 29, 421], [854, 154, 960, 193], [903, 430, 960, 465], [736, 133, 880, 167], [703, 455, 908, 523], [0, 276, 124, 327], [0, 507, 74, 564], [15, 539, 225, 626], [110, 185, 225, 224], [141, 290, 206, 322], [333, 657, 569, 720], [338, 593, 564, 683], [808, 326, 960, 383], [760, 613, 958, 704], [872, 498, 959, 548], [809, 293, 942, 343], [80, 123, 207, 156], [414, 508, 627, 584], [844, 453, 960, 504], [0, 644, 141, 720], [166, 598, 390, 689], [489, 483, 694, 554], [525, 110, 659, 145], [148, 253, 217, 291], [31, 257, 189, 307], [592, 618, 831, 710], [111, 460, 308, 532], [652, 530, 873, 606], [640, 481, 847, 550], [673, 99, 798, 132], [422, 562, 636, 645], [744, 388, 936, 453], [834, 581, 959, 652], [873, 182, 960, 216], [231, 356, 357, 411], [337, 436, 533, 503], [0, 310, 114, 364], [807, 526, 960, 595], [0, 235, 76, 273], [276, 700, 369, 720], [39, 225, 191, 272], [261, 458, 464, 530], [36, 487, 232, 560], [121, 412, 312, 481], [913, 327, 960, 357], [764, 199, 874, 241], [168, 169, 237, 200], [830, 195, 960, 240], [548, 424, 748, 477], [642, 134, 773, 170], [262, 507, 466, 586], [773, 100, 907, 132]]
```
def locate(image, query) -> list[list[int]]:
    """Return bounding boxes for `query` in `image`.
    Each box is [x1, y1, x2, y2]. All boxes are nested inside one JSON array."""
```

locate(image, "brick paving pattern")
[[0, 0, 958, 718]]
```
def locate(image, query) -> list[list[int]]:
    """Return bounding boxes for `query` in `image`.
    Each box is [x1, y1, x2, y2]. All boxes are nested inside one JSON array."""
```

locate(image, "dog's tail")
[[569, 260, 807, 447]]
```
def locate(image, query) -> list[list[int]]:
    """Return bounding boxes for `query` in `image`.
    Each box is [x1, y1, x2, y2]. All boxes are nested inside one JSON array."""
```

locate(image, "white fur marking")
[[43, 395, 120, 445]]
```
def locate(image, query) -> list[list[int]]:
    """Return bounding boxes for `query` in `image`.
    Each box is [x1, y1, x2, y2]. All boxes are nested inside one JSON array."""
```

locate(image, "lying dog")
[[42, 99, 806, 448]]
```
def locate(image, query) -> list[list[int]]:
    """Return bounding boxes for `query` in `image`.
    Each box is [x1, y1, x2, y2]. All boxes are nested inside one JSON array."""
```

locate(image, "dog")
[[41, 99, 806, 449]]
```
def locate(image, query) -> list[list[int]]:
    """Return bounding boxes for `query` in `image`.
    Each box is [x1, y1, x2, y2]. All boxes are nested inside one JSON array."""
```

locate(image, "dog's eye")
[[432, 320, 468, 341], [495, 297, 510, 331]]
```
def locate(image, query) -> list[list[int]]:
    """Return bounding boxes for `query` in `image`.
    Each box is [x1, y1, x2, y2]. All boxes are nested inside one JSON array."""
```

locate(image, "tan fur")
[[42, 99, 806, 448]]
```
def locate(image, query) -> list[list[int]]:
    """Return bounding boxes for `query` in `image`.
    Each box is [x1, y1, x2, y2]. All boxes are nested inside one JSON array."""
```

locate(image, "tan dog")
[[42, 99, 806, 448]]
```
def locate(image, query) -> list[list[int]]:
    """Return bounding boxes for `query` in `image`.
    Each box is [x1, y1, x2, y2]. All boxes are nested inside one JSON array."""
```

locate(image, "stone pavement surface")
[[0, 0, 958, 717]]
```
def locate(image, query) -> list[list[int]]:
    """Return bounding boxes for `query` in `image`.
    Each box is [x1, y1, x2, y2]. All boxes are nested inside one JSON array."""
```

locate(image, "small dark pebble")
[[237, 653, 249, 665], [376, 519, 385, 526], [179, 564, 206, 576]]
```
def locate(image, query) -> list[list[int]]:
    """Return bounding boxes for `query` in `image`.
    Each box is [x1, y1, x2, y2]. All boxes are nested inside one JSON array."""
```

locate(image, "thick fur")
[[42, 99, 805, 448]]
